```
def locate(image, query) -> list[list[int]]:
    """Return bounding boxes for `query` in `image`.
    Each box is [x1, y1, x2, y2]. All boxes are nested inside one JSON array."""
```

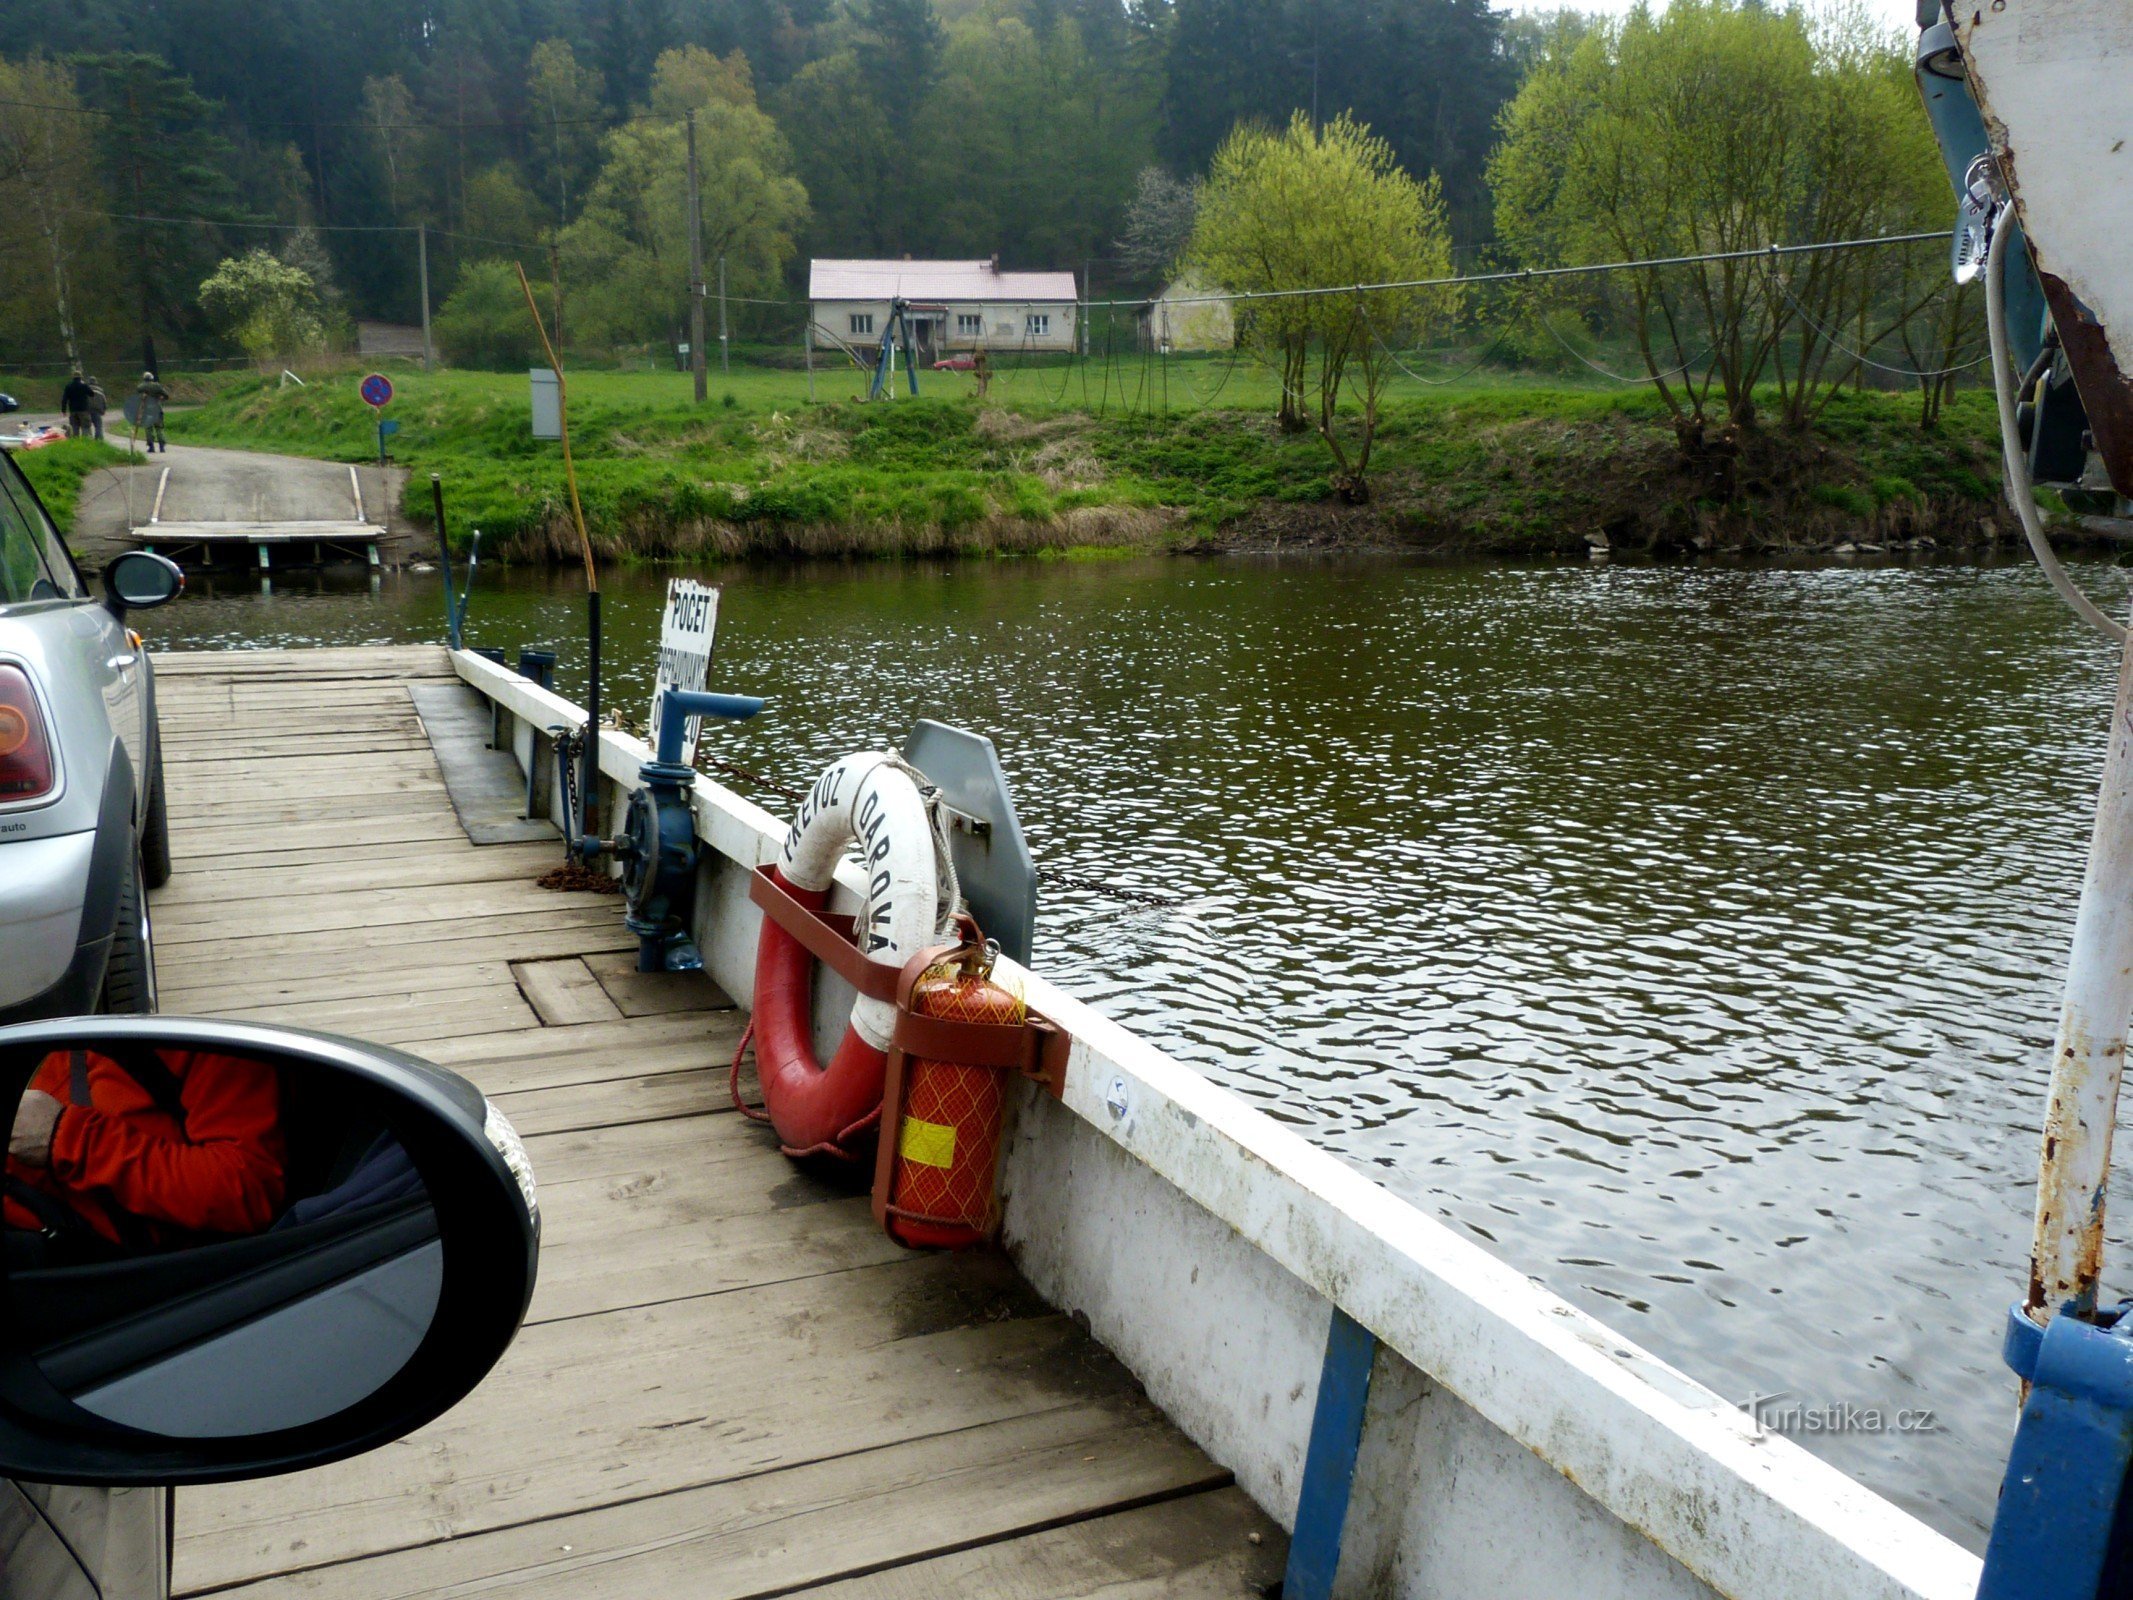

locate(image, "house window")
[[957, 312, 983, 336], [1026, 313, 1050, 337], [849, 313, 874, 336]]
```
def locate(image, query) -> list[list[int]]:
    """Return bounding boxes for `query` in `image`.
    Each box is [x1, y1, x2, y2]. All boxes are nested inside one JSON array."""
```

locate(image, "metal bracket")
[[941, 804, 991, 840], [903, 720, 1036, 965], [1954, 153, 2006, 285]]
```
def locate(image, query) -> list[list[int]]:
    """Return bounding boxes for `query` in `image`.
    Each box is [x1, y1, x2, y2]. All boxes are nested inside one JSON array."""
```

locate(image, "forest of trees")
[[0, 0, 1522, 366]]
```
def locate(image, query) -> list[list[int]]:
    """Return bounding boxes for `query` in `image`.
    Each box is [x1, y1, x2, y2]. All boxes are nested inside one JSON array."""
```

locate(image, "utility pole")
[[1288, 4, 1321, 138], [686, 110, 707, 404], [550, 102, 569, 224], [718, 254, 729, 375], [1080, 261, 1091, 359], [416, 224, 433, 371], [550, 242, 565, 365]]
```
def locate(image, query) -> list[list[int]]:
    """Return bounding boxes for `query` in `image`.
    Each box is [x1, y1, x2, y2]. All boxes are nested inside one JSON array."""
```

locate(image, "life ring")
[[753, 753, 943, 1157]]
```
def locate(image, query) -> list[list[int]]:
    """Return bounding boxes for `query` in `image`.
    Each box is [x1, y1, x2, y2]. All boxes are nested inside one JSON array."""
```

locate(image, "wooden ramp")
[[150, 645, 1284, 1598]]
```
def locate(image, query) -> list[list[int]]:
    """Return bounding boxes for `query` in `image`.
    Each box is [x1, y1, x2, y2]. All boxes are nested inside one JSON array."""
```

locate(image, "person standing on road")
[[85, 377, 107, 441], [135, 370, 168, 453], [60, 371, 91, 438]]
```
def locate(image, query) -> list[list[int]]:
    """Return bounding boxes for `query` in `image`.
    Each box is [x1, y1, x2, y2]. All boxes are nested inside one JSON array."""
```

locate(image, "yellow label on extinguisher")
[[899, 1116, 957, 1169]]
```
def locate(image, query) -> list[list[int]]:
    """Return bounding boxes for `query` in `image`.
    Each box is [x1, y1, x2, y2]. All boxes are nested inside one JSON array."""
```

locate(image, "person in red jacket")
[[5, 1047, 286, 1252]]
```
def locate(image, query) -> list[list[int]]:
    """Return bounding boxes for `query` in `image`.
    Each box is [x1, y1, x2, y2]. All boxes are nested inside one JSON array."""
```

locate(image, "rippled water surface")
[[150, 552, 2133, 1547]]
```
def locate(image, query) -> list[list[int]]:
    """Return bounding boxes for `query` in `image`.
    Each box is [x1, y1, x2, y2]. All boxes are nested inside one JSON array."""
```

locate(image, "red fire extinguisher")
[[873, 940, 1030, 1250]]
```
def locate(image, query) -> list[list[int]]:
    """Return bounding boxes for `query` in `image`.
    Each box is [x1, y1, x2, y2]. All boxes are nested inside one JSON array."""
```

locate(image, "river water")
[[147, 551, 2133, 1548]]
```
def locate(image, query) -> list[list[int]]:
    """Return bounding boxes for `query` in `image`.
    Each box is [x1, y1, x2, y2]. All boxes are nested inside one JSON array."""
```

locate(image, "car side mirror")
[[0, 1017, 537, 1486], [100, 552, 182, 619]]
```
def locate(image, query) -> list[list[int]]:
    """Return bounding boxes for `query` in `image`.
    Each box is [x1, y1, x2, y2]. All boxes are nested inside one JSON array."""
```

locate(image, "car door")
[[0, 462, 146, 792]]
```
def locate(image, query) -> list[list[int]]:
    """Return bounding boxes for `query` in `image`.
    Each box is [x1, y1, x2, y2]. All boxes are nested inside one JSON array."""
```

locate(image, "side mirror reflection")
[[100, 551, 183, 615], [0, 1018, 537, 1484]]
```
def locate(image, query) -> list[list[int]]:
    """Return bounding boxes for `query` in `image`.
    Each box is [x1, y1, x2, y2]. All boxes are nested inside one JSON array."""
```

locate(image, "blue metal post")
[[456, 531, 481, 648], [870, 316, 896, 401], [431, 474, 460, 651], [653, 688, 764, 767], [1284, 1307, 1378, 1600], [1978, 1305, 2133, 1598], [516, 648, 557, 690]]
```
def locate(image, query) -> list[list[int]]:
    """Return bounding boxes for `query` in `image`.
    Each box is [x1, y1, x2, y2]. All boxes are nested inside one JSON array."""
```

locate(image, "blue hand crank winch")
[[578, 686, 763, 974]]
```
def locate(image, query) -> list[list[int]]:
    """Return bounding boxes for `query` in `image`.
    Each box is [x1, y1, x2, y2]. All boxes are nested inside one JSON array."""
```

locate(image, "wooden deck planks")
[[153, 841, 565, 908], [512, 957, 626, 1026], [488, 1066, 736, 1138], [179, 1279, 1127, 1585], [148, 647, 1281, 1598], [801, 1489, 1285, 1599], [196, 1400, 1234, 1600]]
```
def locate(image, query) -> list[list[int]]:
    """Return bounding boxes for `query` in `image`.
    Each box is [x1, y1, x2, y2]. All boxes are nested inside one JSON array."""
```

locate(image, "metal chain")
[[602, 701, 806, 804], [537, 723, 619, 888], [694, 752, 805, 802], [1038, 867, 1184, 910], [549, 724, 584, 842]]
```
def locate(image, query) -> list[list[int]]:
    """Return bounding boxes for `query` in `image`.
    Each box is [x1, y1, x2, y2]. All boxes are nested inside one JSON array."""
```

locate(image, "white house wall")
[[811, 299, 1078, 353], [1150, 296, 1235, 352]]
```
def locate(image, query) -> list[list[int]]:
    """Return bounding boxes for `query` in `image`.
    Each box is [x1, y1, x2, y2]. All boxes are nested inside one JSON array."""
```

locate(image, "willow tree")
[[1189, 113, 1453, 502], [1489, 0, 1945, 439], [1766, 5, 1963, 427]]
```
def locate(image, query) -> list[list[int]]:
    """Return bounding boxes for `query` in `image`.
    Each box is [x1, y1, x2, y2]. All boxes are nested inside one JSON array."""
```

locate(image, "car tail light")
[[0, 664, 55, 802]]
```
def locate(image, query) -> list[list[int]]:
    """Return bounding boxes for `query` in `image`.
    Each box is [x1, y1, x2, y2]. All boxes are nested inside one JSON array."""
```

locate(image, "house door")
[[911, 317, 940, 365]]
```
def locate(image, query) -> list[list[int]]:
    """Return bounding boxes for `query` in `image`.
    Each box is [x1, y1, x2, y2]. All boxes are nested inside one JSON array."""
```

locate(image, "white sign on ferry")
[[648, 578, 720, 765]]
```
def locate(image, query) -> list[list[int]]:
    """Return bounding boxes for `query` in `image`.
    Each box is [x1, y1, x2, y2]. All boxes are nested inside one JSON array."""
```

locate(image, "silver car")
[[0, 451, 181, 1023]]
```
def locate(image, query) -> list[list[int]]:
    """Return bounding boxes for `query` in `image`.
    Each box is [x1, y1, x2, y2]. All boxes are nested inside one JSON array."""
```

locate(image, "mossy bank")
[[154, 365, 2019, 563]]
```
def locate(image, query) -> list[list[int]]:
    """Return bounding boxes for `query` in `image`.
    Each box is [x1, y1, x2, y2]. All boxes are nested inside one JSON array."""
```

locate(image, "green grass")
[[14, 439, 140, 535], [159, 358, 2010, 560]]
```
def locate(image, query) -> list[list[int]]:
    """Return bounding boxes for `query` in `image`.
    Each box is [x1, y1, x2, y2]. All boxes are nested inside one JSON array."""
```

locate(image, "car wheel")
[[141, 735, 172, 890], [99, 852, 157, 1015]]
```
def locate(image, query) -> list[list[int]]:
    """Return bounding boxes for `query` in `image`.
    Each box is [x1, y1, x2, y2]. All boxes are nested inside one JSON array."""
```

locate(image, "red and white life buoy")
[[752, 753, 944, 1157]]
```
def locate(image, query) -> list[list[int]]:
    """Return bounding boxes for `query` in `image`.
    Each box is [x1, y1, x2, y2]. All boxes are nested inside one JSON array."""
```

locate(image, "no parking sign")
[[361, 374, 395, 463]]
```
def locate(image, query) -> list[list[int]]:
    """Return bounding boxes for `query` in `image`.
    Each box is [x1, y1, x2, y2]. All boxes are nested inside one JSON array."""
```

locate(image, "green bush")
[[1811, 482, 1875, 518], [435, 262, 544, 371]]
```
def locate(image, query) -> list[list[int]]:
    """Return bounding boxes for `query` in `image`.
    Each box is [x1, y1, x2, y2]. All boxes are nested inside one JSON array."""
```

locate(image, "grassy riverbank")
[[15, 438, 136, 536], [156, 362, 2010, 561]]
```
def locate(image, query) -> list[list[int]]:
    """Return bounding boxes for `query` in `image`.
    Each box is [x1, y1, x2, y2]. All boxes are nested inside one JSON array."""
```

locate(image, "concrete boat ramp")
[[70, 446, 412, 571], [149, 643, 1984, 1600], [150, 645, 1284, 1597]]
